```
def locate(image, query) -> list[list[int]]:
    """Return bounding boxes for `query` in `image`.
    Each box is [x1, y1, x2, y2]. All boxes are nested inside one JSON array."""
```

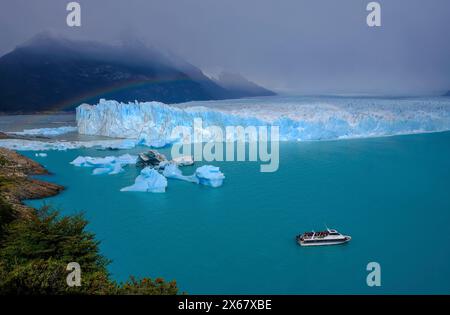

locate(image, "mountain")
[[213, 71, 276, 98], [0, 33, 275, 113]]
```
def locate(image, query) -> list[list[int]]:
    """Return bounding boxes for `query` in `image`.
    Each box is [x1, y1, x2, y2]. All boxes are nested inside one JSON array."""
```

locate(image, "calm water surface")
[[24, 131, 450, 294]]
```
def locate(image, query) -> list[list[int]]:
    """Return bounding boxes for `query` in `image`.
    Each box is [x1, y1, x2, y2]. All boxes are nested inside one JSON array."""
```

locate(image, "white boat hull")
[[298, 236, 351, 247]]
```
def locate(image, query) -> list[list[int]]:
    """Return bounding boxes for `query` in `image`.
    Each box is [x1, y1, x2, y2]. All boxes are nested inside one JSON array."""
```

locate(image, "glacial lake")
[[24, 131, 450, 294]]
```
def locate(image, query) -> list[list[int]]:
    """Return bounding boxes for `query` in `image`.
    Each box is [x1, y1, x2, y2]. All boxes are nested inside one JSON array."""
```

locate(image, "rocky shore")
[[0, 147, 63, 216]]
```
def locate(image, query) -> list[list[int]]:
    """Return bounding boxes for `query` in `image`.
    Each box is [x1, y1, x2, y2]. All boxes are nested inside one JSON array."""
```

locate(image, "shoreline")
[[0, 147, 64, 217]]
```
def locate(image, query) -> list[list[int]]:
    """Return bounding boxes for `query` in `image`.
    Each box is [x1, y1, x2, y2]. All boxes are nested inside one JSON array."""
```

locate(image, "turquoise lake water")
[[24, 132, 450, 294]]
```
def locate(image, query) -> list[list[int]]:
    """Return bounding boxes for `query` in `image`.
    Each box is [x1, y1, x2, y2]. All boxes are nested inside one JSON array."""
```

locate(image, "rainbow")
[[51, 77, 194, 112]]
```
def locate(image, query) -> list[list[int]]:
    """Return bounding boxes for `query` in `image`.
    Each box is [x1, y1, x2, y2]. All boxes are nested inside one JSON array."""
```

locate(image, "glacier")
[[3, 96, 450, 153], [120, 167, 167, 193], [76, 97, 450, 144]]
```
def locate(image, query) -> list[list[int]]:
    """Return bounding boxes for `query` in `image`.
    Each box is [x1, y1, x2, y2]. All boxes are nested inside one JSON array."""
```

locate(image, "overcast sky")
[[1, 0, 450, 95]]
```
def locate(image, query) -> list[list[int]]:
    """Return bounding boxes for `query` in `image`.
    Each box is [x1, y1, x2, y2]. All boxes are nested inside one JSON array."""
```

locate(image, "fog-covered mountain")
[[213, 72, 276, 98], [0, 33, 275, 113]]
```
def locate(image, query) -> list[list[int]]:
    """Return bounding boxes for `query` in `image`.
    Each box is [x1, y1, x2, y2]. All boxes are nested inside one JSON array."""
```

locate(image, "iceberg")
[[70, 152, 223, 190], [171, 155, 194, 166], [162, 163, 225, 187], [195, 165, 225, 187], [71, 156, 114, 167], [35, 153, 48, 157], [92, 167, 115, 175], [162, 163, 199, 183], [120, 167, 167, 193], [76, 97, 450, 143], [70, 153, 137, 175], [8, 126, 77, 137]]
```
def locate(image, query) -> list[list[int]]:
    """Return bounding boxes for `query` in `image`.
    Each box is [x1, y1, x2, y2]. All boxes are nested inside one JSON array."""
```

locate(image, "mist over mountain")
[[0, 33, 275, 113], [213, 72, 276, 98]]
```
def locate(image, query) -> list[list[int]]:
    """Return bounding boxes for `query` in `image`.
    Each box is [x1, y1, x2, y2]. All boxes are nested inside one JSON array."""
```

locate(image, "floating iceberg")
[[35, 153, 47, 157], [8, 126, 77, 137], [69, 151, 223, 190], [92, 167, 115, 175], [76, 97, 450, 143], [70, 153, 137, 175], [171, 155, 194, 166], [120, 167, 167, 193], [162, 163, 225, 187], [162, 163, 199, 183], [195, 165, 225, 187]]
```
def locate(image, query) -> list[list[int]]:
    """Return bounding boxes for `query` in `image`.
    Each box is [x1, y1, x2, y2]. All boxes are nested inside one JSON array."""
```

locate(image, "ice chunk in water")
[[120, 167, 167, 193], [195, 165, 225, 187], [70, 154, 137, 175], [171, 155, 194, 166], [162, 163, 198, 183]]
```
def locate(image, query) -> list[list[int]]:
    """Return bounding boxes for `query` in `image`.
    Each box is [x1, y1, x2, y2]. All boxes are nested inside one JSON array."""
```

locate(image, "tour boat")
[[296, 228, 351, 246]]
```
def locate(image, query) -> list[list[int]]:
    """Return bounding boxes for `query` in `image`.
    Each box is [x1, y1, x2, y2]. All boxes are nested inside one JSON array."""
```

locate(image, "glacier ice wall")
[[76, 98, 450, 144]]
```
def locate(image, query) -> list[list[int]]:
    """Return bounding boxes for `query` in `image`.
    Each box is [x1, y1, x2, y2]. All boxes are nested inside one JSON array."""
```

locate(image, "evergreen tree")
[[0, 206, 180, 295]]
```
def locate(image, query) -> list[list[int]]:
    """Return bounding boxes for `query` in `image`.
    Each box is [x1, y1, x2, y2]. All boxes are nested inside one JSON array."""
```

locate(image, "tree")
[[0, 197, 14, 243], [0, 206, 180, 295]]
